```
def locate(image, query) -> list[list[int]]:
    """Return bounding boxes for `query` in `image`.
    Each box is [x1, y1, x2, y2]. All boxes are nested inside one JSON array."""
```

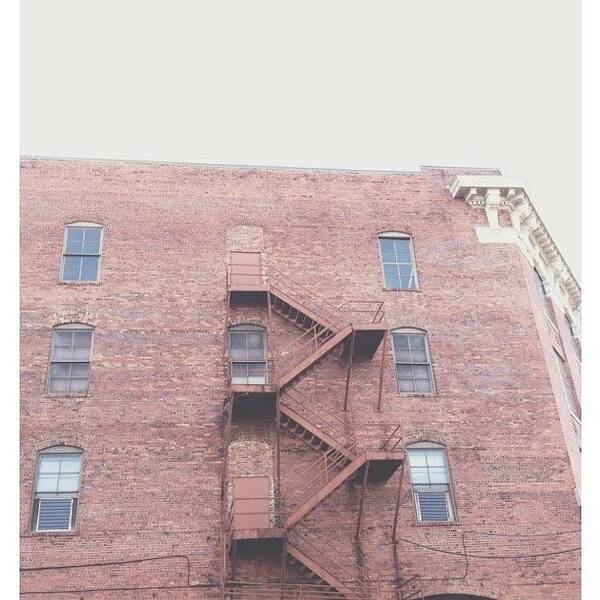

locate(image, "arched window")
[[228, 325, 268, 384], [60, 222, 103, 282], [391, 328, 434, 394], [407, 442, 455, 522], [47, 324, 94, 395], [31, 446, 83, 532], [378, 232, 418, 290]]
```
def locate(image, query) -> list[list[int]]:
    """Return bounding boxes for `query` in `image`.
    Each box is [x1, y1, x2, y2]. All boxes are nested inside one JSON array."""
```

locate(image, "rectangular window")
[[47, 327, 93, 394], [379, 235, 418, 290], [61, 225, 102, 282], [408, 447, 454, 522], [32, 452, 81, 532], [229, 326, 268, 384], [392, 330, 434, 393]]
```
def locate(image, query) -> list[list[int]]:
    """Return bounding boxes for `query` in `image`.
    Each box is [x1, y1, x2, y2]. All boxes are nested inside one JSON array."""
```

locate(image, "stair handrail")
[[343, 300, 386, 325], [269, 267, 347, 330], [381, 424, 403, 451], [275, 323, 340, 379], [285, 448, 351, 511], [281, 387, 358, 456], [225, 580, 355, 598], [289, 523, 371, 595]]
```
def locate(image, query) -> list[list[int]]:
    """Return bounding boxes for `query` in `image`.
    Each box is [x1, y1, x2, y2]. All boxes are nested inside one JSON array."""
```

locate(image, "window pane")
[[407, 450, 427, 467], [66, 240, 84, 254], [48, 376, 69, 393], [37, 474, 59, 493], [57, 474, 80, 492], [39, 457, 61, 474], [396, 365, 413, 378], [399, 264, 413, 277], [54, 330, 74, 347], [410, 467, 429, 484], [379, 239, 395, 251], [410, 349, 427, 363], [230, 348, 249, 361], [246, 332, 265, 349], [50, 363, 71, 377], [67, 227, 85, 242], [62, 256, 82, 280], [425, 450, 445, 467], [412, 365, 429, 378], [381, 250, 396, 263], [393, 238, 410, 252], [70, 363, 90, 378], [82, 240, 100, 255], [83, 227, 101, 242], [383, 265, 400, 288], [392, 334, 409, 350], [400, 277, 416, 289], [428, 467, 449, 484], [246, 348, 266, 361], [59, 455, 82, 473], [229, 333, 246, 349], [37, 498, 73, 531], [395, 350, 412, 363], [398, 378, 415, 393], [410, 335, 425, 349], [69, 378, 90, 394], [414, 378, 432, 393], [396, 251, 412, 264]]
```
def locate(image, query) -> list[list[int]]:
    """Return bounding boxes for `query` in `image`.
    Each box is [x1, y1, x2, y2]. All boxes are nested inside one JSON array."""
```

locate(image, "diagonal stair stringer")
[[285, 452, 368, 528]]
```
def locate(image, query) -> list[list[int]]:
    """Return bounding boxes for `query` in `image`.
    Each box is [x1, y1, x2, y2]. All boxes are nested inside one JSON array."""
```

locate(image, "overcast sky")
[[21, 1, 581, 280]]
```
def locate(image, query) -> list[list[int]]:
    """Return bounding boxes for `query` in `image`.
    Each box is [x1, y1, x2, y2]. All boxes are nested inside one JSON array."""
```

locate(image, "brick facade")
[[20, 159, 581, 599]]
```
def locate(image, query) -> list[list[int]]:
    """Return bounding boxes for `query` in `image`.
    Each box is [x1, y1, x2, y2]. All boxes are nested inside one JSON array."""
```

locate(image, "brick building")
[[20, 158, 581, 599]]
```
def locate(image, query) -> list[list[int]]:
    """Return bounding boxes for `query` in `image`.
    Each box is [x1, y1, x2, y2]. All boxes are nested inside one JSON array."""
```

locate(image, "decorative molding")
[[449, 175, 581, 326]]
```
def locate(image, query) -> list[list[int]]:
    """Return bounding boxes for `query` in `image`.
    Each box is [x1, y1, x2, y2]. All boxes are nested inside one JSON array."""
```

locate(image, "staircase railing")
[[285, 447, 354, 514], [269, 268, 346, 331], [289, 523, 372, 598], [343, 301, 386, 325], [281, 387, 359, 457], [224, 580, 368, 599], [381, 424, 403, 451], [276, 323, 340, 378]]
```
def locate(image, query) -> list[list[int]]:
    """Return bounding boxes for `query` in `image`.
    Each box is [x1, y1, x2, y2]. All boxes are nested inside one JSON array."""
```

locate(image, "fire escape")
[[220, 251, 424, 600]]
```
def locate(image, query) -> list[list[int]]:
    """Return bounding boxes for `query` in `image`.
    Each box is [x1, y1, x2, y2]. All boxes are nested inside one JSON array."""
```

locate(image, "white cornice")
[[449, 175, 581, 323]]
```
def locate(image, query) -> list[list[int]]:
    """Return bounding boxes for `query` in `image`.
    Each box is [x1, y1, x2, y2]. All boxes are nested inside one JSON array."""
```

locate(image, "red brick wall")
[[20, 159, 580, 599]]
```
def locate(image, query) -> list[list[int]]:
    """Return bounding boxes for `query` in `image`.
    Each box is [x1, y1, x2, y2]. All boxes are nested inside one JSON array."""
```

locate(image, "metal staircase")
[[222, 253, 417, 599]]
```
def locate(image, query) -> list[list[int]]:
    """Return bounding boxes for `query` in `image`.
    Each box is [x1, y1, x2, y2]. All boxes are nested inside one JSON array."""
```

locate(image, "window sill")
[[44, 393, 90, 399], [382, 288, 421, 293], [25, 529, 79, 537], [58, 281, 102, 286], [397, 393, 436, 398], [414, 520, 458, 527]]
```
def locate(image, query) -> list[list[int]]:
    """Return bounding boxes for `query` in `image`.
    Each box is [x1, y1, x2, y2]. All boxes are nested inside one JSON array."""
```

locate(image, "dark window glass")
[[392, 330, 433, 393], [48, 327, 93, 394], [228, 325, 268, 384]]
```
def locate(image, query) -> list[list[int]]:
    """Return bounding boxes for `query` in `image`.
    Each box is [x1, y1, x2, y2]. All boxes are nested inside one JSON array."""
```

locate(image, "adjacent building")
[[20, 158, 581, 599]]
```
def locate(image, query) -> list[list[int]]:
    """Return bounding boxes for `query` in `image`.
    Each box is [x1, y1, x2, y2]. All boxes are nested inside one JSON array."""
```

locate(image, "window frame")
[[378, 232, 419, 291], [228, 324, 269, 385], [59, 222, 104, 284], [406, 442, 456, 524], [390, 327, 436, 395], [30, 446, 84, 534], [46, 323, 94, 396]]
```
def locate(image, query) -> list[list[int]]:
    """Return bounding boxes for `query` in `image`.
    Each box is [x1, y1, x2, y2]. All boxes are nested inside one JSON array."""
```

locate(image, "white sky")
[[20, 0, 581, 280]]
